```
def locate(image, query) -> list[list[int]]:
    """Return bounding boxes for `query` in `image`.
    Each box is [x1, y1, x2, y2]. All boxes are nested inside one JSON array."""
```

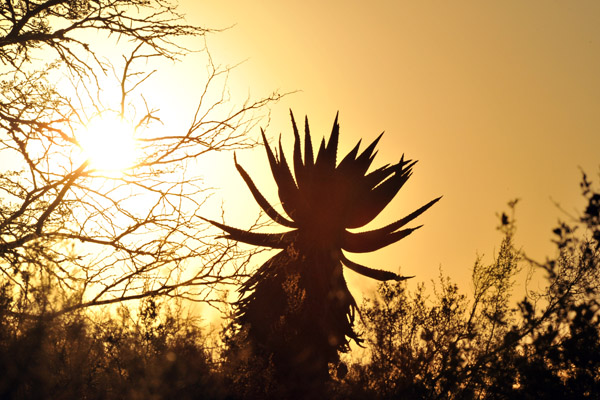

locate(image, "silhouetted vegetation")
[[1, 171, 599, 399], [1, 0, 281, 321], [0, 292, 227, 399], [1, 1, 599, 399], [340, 180, 600, 399], [205, 112, 440, 397]]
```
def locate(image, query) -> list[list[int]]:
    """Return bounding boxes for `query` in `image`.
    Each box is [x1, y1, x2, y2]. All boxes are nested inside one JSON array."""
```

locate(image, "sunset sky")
[[1, 2, 598, 391], [30, 1, 596, 297], [158, 1, 600, 295]]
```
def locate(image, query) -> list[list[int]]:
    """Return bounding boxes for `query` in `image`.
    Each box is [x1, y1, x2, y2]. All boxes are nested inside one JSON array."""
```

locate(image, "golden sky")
[[8, 1, 593, 297], [170, 1, 600, 294], [0, 0, 597, 302]]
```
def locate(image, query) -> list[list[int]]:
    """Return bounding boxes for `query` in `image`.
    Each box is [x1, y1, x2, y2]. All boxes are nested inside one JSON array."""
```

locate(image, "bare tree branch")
[[0, 0, 284, 319]]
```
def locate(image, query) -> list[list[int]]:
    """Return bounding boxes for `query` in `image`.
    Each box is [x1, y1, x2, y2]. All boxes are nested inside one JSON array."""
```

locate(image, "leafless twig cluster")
[[0, 0, 282, 319]]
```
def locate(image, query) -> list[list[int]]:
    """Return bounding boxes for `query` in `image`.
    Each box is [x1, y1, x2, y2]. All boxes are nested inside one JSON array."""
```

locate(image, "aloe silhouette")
[[207, 111, 440, 387]]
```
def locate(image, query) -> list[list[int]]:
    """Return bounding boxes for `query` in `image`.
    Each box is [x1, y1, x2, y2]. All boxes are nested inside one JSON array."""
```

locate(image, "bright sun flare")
[[78, 115, 138, 172]]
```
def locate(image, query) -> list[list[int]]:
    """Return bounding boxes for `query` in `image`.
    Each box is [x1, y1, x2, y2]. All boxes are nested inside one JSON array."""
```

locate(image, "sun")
[[78, 114, 138, 172]]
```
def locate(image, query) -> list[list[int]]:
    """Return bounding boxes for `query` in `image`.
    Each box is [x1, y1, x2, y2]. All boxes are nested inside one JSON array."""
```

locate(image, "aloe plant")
[[207, 111, 440, 382]]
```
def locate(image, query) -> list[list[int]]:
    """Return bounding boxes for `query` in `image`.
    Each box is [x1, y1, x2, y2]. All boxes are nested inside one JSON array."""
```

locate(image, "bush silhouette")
[[340, 175, 600, 399], [0, 295, 225, 399]]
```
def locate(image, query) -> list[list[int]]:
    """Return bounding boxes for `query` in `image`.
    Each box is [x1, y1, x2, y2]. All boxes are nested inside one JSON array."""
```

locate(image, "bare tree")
[[0, 0, 281, 318]]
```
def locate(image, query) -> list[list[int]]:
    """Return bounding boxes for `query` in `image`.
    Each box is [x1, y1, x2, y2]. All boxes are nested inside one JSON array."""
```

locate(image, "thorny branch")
[[0, 0, 284, 319]]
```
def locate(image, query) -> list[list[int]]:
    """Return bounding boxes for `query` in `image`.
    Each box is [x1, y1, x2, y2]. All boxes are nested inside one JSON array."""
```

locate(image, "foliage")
[[0, 288, 225, 399], [342, 174, 600, 399], [0, 5, 598, 397], [206, 111, 440, 393], [1, 147, 599, 399]]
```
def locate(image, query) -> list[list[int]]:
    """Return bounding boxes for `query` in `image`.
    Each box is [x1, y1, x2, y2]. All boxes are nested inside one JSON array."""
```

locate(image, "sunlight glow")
[[78, 114, 138, 172]]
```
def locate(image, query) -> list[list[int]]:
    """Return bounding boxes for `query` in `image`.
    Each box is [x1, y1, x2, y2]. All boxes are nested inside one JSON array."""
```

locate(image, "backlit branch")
[[0, 0, 282, 319]]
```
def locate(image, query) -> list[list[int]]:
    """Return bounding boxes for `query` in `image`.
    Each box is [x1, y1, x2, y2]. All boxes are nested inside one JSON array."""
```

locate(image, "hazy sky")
[[167, 1, 600, 294]]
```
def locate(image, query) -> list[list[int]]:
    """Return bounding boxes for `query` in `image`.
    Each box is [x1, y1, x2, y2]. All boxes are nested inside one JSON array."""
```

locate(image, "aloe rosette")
[[206, 111, 440, 377]]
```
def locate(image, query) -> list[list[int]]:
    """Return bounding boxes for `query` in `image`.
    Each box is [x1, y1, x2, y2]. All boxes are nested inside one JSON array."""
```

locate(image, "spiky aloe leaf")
[[336, 139, 362, 173], [340, 251, 413, 281], [201, 217, 296, 249], [352, 132, 384, 177], [342, 196, 442, 253], [342, 226, 421, 253], [345, 196, 442, 248], [315, 137, 327, 168], [234, 153, 296, 228], [362, 159, 409, 192], [347, 162, 415, 228], [303, 115, 314, 169], [290, 111, 307, 191], [321, 112, 340, 169], [261, 129, 300, 219]]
